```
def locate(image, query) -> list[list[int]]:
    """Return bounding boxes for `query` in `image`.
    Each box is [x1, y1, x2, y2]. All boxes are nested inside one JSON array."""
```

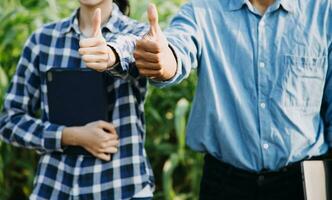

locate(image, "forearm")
[[0, 111, 64, 152], [61, 127, 80, 146]]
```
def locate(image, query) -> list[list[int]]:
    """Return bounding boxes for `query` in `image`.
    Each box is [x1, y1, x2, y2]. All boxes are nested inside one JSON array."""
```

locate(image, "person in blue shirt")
[[0, 0, 155, 199], [87, 0, 332, 199]]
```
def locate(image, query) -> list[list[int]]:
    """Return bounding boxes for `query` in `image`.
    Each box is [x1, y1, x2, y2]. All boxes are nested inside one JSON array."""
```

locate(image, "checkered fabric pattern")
[[0, 4, 154, 200]]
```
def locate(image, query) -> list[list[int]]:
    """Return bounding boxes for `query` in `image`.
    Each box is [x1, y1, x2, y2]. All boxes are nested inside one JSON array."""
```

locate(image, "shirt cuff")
[[106, 41, 134, 78], [149, 43, 182, 88], [43, 122, 65, 152]]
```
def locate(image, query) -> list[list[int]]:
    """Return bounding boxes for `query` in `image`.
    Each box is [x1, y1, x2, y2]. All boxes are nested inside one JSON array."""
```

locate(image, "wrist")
[[107, 46, 119, 68], [61, 127, 81, 146]]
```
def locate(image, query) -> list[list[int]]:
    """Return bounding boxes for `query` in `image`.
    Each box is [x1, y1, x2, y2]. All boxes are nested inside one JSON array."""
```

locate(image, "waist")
[[204, 153, 326, 178]]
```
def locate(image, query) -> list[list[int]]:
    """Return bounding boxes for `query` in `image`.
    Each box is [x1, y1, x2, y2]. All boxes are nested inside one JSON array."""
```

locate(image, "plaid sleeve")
[[0, 33, 65, 153], [106, 20, 149, 79]]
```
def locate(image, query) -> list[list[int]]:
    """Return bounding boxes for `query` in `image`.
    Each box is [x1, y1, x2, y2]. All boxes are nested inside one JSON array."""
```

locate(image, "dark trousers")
[[199, 154, 305, 200]]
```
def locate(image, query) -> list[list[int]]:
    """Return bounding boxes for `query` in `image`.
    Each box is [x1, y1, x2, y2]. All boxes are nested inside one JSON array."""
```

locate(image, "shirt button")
[[260, 102, 266, 109], [263, 143, 269, 149], [259, 62, 265, 68]]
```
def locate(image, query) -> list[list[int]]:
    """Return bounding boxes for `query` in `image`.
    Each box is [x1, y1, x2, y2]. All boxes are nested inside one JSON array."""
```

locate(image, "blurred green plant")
[[162, 99, 203, 200], [0, 0, 202, 199]]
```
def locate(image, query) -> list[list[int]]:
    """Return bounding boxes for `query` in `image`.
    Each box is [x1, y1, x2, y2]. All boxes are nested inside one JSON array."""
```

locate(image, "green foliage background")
[[0, 0, 203, 199]]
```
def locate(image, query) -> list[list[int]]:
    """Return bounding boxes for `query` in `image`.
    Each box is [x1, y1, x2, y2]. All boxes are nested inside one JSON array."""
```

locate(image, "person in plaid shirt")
[[0, 0, 154, 199]]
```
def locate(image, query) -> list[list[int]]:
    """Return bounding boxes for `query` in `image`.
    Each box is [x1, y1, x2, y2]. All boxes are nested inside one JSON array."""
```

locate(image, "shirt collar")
[[278, 0, 295, 13], [60, 3, 123, 35], [227, 0, 248, 11], [227, 0, 295, 13]]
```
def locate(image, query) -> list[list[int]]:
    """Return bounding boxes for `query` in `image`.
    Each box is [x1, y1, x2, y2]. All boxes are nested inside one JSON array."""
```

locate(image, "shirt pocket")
[[273, 55, 326, 114]]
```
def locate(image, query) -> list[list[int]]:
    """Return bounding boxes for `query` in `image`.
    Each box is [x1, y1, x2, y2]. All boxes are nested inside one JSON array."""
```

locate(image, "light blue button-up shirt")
[[152, 0, 332, 172]]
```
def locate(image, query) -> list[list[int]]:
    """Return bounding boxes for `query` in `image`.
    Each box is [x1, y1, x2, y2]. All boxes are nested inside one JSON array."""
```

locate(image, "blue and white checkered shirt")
[[0, 4, 153, 200]]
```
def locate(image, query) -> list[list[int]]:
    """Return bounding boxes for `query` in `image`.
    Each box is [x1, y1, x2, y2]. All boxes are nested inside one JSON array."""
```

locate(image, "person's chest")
[[194, 1, 330, 113]]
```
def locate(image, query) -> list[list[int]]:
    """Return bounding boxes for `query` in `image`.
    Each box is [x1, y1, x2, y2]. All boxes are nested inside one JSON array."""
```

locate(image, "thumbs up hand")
[[79, 8, 117, 72], [134, 4, 177, 80]]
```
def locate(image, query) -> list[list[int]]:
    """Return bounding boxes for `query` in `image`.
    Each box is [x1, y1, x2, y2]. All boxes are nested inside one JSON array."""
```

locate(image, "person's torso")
[[186, 0, 331, 171], [30, 6, 153, 199]]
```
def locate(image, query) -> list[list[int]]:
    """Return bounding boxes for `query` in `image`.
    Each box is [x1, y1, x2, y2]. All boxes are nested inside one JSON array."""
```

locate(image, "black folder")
[[46, 68, 110, 156], [301, 160, 332, 200]]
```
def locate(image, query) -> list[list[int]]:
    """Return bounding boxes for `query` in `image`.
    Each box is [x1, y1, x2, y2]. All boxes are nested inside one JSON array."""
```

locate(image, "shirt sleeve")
[[106, 20, 149, 79], [150, 2, 203, 88], [0, 33, 65, 153]]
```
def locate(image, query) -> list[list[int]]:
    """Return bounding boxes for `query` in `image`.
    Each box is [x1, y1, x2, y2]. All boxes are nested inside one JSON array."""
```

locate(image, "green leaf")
[[174, 98, 190, 156], [162, 154, 180, 200]]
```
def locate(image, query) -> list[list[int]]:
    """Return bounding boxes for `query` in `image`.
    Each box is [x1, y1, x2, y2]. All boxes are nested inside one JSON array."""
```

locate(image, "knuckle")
[[97, 154, 104, 160], [79, 40, 84, 47], [156, 63, 163, 70], [111, 132, 118, 138], [94, 128, 102, 135], [109, 135, 116, 141], [136, 61, 142, 68], [109, 123, 115, 129], [136, 41, 142, 49], [86, 63, 94, 68], [103, 54, 109, 62], [82, 55, 88, 61], [100, 142, 107, 149], [99, 46, 108, 54], [101, 63, 108, 70], [155, 54, 162, 64], [98, 38, 106, 45], [96, 68, 103, 72], [153, 43, 161, 53], [138, 69, 144, 75], [133, 51, 139, 59], [99, 68, 106, 72], [157, 69, 163, 76], [97, 148, 104, 153]]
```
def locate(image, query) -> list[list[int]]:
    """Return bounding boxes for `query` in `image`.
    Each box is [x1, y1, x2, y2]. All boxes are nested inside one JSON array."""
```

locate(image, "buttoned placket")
[[256, 13, 271, 169]]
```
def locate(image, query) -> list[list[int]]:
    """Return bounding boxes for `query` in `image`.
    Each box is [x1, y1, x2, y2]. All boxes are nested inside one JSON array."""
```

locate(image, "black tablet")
[[46, 68, 110, 155]]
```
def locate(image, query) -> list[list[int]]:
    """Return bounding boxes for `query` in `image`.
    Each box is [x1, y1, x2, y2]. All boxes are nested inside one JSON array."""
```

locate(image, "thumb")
[[92, 8, 102, 37], [147, 3, 160, 36]]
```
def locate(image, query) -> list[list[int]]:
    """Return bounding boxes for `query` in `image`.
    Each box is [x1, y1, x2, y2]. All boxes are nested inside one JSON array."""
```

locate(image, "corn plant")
[[162, 99, 203, 200]]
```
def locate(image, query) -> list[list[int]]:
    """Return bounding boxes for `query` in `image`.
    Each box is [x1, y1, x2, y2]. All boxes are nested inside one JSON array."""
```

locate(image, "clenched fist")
[[134, 4, 177, 80], [79, 8, 117, 72]]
